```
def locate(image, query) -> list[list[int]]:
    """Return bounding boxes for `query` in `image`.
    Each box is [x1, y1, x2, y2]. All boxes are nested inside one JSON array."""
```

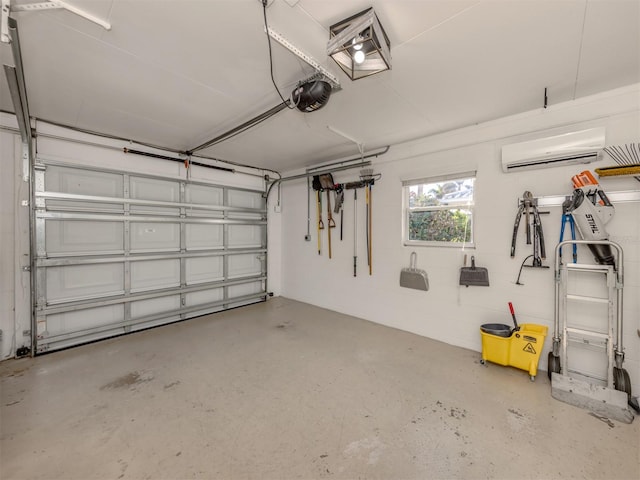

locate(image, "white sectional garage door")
[[33, 158, 267, 353]]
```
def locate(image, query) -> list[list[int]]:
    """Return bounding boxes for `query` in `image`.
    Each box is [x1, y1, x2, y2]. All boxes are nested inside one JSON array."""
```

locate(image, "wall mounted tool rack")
[[534, 190, 640, 207]]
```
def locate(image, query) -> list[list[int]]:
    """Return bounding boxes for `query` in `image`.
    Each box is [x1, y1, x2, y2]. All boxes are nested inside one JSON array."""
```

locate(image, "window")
[[403, 172, 475, 246]]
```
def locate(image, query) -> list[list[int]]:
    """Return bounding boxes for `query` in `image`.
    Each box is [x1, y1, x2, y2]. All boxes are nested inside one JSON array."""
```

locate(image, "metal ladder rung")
[[564, 263, 614, 273], [566, 327, 609, 339], [565, 294, 609, 304], [567, 338, 608, 351]]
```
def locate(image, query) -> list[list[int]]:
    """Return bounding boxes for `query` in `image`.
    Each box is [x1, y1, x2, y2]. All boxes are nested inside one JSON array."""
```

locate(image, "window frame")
[[402, 171, 476, 248]]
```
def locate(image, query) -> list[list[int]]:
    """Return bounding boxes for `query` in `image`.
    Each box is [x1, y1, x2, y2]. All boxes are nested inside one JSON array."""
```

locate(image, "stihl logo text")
[[585, 214, 599, 234]]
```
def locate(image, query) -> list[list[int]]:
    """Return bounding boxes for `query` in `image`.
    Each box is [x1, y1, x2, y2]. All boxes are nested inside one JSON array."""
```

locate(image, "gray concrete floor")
[[1, 297, 638, 480]]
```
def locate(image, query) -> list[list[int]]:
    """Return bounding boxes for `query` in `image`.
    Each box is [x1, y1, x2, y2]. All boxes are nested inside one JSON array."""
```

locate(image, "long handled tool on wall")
[[334, 185, 344, 241], [360, 169, 374, 276], [365, 184, 370, 272], [345, 180, 365, 275], [316, 191, 324, 255], [326, 189, 336, 258], [316, 173, 336, 258], [353, 189, 358, 276], [368, 181, 372, 275], [305, 176, 311, 241], [312, 176, 324, 255]]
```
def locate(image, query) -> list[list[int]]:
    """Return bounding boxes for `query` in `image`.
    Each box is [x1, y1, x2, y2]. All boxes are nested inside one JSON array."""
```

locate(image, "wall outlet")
[[274, 204, 282, 213]]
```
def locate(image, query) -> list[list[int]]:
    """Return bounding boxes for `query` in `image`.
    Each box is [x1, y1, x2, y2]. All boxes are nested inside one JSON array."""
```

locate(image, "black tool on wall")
[[511, 191, 549, 284], [312, 176, 324, 255], [334, 185, 344, 241], [511, 191, 547, 262], [344, 181, 367, 276], [353, 189, 358, 276]]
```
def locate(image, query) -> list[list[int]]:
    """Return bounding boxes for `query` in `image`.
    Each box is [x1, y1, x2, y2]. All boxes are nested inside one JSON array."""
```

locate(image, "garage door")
[[33, 158, 267, 353]]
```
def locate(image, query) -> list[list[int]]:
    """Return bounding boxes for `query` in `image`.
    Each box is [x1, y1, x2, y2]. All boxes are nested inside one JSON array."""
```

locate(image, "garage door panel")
[[34, 160, 267, 353], [228, 254, 263, 278], [131, 295, 181, 319], [228, 281, 263, 298], [46, 220, 124, 255], [228, 225, 263, 248], [131, 259, 180, 292], [46, 264, 124, 302], [130, 222, 180, 252], [228, 190, 264, 209], [186, 288, 224, 307], [46, 166, 123, 197], [130, 177, 179, 202], [130, 177, 180, 215], [186, 224, 223, 250], [185, 184, 223, 206], [45, 304, 125, 336], [185, 256, 224, 284]]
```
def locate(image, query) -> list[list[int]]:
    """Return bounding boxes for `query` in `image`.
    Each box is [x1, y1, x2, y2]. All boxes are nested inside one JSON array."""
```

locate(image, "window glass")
[[404, 175, 475, 246]]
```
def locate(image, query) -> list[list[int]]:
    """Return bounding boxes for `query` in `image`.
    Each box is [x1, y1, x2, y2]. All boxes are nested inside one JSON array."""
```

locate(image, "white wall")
[[279, 85, 640, 386]]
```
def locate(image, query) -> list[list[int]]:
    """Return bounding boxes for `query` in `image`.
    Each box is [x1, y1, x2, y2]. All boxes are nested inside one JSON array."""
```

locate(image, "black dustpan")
[[459, 256, 490, 287]]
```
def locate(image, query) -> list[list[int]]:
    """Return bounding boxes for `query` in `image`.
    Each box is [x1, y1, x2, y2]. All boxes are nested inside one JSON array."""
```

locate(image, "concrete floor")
[[1, 297, 638, 480]]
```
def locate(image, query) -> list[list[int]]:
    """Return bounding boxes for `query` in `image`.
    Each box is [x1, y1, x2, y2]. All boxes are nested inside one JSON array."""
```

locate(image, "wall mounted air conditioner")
[[501, 127, 605, 173]]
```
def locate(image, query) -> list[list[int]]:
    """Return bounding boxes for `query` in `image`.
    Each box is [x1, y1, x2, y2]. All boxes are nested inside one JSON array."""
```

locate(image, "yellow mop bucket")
[[480, 303, 548, 380]]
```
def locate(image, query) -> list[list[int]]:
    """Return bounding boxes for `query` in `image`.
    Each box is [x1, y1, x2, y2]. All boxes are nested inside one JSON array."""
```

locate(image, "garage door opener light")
[[327, 8, 391, 81]]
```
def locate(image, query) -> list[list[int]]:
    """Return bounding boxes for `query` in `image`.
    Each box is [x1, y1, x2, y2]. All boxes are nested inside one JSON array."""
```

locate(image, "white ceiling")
[[1, 0, 639, 172]]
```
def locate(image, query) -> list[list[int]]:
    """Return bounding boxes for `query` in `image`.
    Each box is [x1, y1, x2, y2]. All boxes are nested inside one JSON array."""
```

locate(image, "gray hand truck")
[[548, 239, 637, 423]]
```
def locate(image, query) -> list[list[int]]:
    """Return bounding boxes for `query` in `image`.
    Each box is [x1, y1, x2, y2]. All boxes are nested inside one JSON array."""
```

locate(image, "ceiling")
[[1, 0, 639, 173]]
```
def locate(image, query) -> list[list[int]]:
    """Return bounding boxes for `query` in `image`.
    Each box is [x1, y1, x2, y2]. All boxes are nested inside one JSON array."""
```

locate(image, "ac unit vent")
[[501, 127, 605, 173]]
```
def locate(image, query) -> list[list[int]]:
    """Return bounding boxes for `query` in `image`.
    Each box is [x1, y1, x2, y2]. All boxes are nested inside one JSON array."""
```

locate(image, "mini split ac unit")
[[501, 127, 605, 173]]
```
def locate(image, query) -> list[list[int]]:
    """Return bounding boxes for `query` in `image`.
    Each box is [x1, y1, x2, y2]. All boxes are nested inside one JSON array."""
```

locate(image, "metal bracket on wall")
[[535, 190, 640, 207]]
